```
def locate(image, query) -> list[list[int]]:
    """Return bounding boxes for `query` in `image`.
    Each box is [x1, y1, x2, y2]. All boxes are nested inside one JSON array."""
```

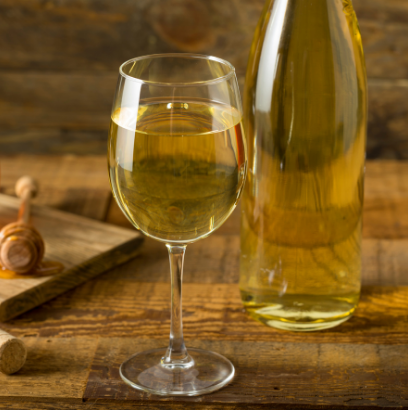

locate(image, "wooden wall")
[[0, 0, 407, 158]]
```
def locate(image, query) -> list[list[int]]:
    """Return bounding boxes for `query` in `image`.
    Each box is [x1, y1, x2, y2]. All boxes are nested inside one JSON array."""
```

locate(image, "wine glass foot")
[[120, 347, 235, 396]]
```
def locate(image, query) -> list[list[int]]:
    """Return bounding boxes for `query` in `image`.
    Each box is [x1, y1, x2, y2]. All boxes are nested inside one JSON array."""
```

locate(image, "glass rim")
[[119, 53, 236, 87]]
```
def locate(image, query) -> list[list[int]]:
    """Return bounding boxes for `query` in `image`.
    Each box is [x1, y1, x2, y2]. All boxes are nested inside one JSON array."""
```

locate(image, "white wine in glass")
[[108, 54, 246, 396]]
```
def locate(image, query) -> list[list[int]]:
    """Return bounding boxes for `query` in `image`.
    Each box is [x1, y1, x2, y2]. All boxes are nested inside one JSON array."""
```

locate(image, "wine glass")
[[108, 54, 247, 396]]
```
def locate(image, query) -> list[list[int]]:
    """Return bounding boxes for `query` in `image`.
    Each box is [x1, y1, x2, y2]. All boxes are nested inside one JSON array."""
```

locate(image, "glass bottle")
[[240, 0, 367, 331]]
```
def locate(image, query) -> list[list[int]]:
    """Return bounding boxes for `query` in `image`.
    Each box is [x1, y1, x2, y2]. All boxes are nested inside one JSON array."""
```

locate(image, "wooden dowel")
[[0, 330, 27, 375], [16, 176, 38, 225]]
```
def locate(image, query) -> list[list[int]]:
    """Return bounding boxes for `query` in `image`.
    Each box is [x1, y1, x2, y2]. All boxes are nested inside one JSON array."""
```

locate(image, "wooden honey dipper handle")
[[0, 176, 44, 274], [16, 176, 38, 225], [0, 330, 27, 374]]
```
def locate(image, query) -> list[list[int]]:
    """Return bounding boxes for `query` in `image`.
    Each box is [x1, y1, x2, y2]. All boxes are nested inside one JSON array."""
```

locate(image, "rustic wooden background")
[[0, 0, 407, 158]]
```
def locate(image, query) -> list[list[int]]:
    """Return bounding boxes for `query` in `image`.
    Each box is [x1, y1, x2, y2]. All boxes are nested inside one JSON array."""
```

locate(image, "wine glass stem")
[[162, 244, 192, 368]]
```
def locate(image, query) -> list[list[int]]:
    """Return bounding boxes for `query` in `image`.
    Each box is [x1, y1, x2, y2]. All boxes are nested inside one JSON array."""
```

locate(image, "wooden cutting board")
[[0, 193, 143, 322]]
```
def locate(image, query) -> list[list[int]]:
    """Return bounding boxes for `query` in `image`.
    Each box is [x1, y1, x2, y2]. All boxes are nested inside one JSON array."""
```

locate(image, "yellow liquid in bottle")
[[240, 0, 367, 331], [108, 99, 247, 244]]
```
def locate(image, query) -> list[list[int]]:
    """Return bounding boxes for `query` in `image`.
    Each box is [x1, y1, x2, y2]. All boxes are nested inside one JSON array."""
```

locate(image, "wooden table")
[[0, 155, 407, 409]]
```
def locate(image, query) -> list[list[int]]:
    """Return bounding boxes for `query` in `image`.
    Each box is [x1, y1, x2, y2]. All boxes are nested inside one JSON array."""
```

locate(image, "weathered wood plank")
[[2, 267, 407, 345], [367, 79, 408, 159], [353, 0, 408, 25], [358, 21, 408, 80], [0, 155, 110, 220], [0, 154, 405, 409], [0, 0, 407, 79], [364, 197, 408, 239], [4, 335, 405, 410], [0, 337, 97, 399], [0, 334, 407, 409], [0, 403, 299, 410], [0, 193, 143, 321], [1, 75, 407, 158], [83, 337, 408, 407], [0, 73, 115, 131], [0, 0, 407, 159], [0, 0, 260, 76], [0, 155, 406, 408], [363, 160, 408, 238], [0, 129, 108, 155], [363, 239, 408, 285], [0, 403, 288, 410], [365, 160, 408, 197]]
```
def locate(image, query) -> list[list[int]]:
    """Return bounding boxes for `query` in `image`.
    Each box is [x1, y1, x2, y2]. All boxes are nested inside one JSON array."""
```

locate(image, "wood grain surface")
[[0, 155, 111, 220], [0, 0, 407, 159], [0, 155, 406, 409], [84, 338, 408, 407], [0, 0, 406, 77], [0, 193, 143, 321]]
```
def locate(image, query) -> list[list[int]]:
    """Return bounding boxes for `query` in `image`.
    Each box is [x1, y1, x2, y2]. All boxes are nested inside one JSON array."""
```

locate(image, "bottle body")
[[240, 0, 367, 331]]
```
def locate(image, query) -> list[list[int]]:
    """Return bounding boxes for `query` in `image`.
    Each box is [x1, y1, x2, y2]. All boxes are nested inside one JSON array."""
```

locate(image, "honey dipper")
[[0, 176, 45, 274]]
